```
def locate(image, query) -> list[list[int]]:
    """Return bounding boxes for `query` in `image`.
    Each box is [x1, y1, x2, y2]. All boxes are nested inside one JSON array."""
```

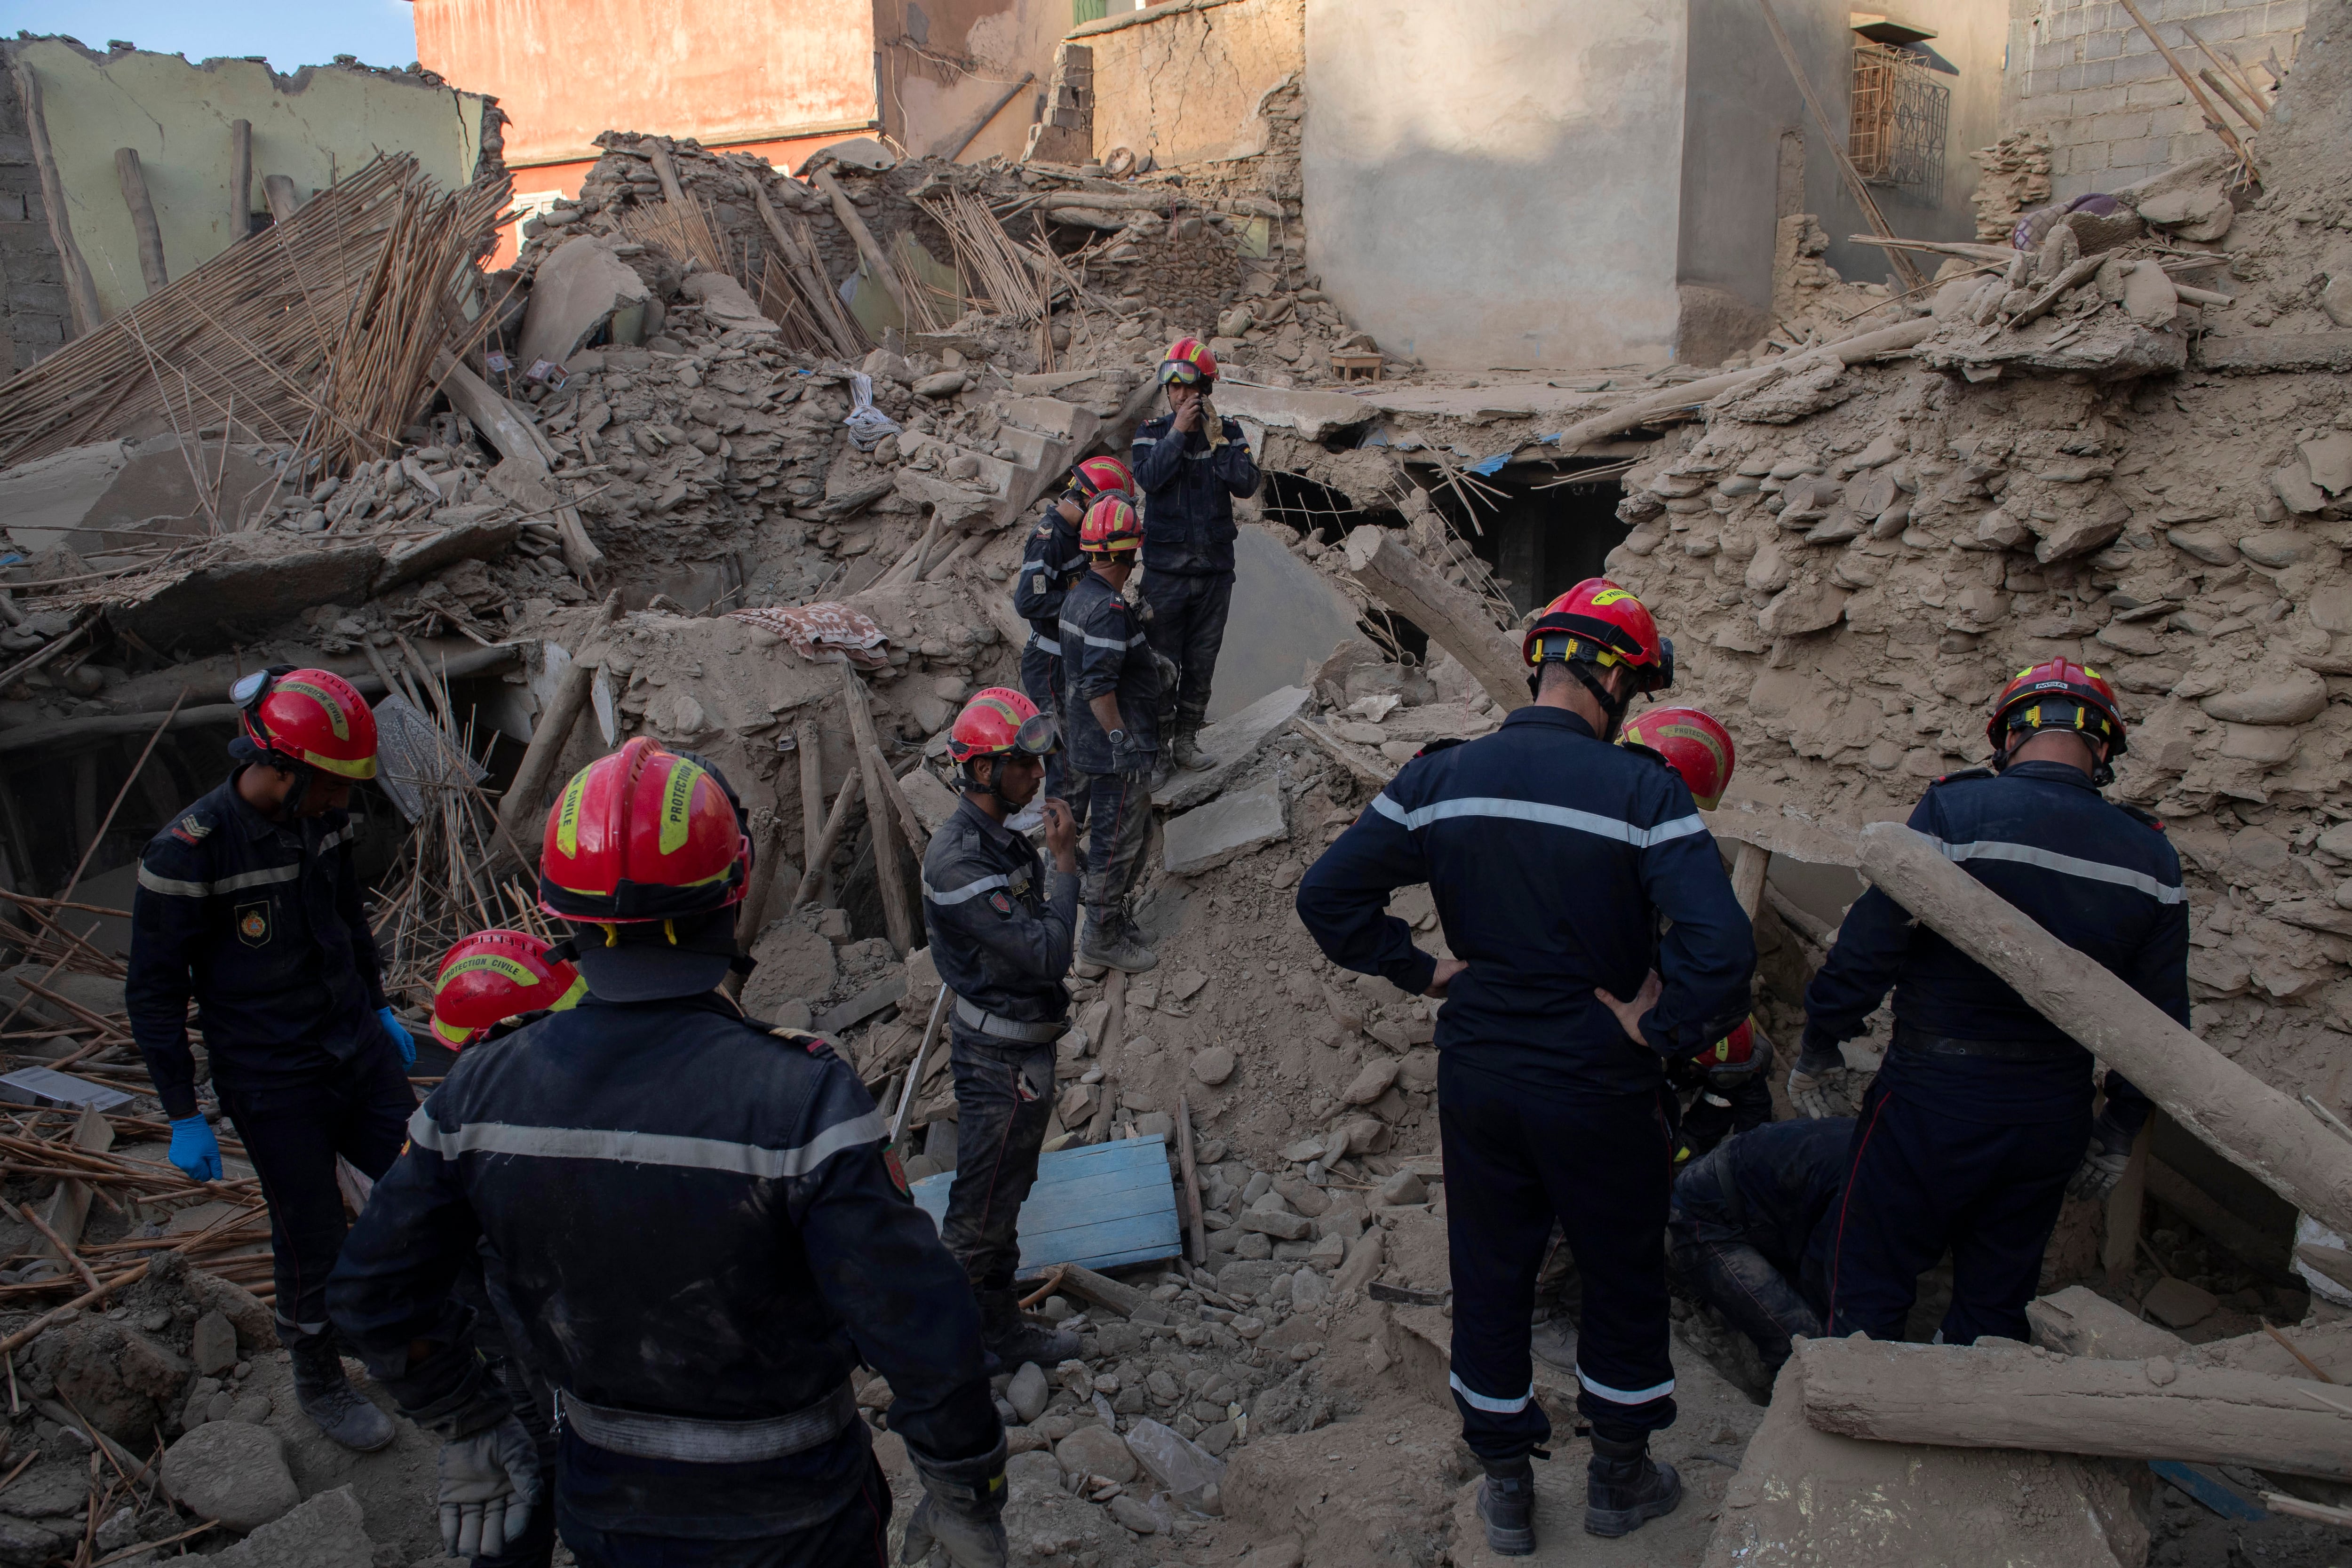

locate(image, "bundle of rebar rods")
[[0, 154, 510, 479]]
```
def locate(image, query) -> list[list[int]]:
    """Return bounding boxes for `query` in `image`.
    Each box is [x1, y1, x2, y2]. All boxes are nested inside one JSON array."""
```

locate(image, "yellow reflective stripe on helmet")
[[555, 772, 588, 858], [659, 759, 706, 856], [430, 1014, 475, 1047], [553, 975, 588, 1011], [302, 748, 377, 780]]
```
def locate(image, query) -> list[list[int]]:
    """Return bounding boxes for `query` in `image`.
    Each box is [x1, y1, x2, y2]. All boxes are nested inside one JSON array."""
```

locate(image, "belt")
[[1891, 1023, 2078, 1061], [559, 1381, 855, 1464], [1029, 631, 1060, 657], [955, 996, 1066, 1043]]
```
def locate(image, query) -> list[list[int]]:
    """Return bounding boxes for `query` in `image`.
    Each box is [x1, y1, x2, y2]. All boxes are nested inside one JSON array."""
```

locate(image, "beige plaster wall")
[[1083, 0, 1306, 170]]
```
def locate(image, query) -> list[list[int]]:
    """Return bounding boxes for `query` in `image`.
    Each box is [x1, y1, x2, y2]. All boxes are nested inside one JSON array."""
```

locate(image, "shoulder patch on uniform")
[[988, 890, 1016, 917], [1413, 737, 1468, 761], [168, 813, 213, 846], [2116, 802, 2168, 832], [1930, 767, 1998, 786]]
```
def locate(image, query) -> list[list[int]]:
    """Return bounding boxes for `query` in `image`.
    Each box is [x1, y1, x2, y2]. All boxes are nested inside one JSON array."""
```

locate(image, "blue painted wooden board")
[[910, 1133, 1182, 1274]]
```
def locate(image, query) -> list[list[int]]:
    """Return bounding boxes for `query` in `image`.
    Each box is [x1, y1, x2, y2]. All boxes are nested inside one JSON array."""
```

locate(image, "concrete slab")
[[113, 540, 382, 657], [1163, 788, 1286, 876], [517, 235, 650, 370], [374, 507, 522, 593], [1212, 380, 1381, 443], [1155, 683, 1309, 812], [0, 435, 277, 554], [1204, 525, 1361, 723]]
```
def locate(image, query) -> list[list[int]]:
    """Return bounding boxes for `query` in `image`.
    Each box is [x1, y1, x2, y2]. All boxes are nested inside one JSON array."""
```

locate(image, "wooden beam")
[[1750, 0, 1926, 293], [113, 149, 169, 296], [742, 174, 865, 359], [2109, 0, 2254, 168], [796, 717, 830, 907], [791, 768, 863, 910], [810, 167, 915, 326], [1856, 821, 2352, 1239], [431, 351, 606, 582], [13, 58, 101, 334], [1798, 1336, 2352, 1481], [840, 665, 915, 955], [646, 141, 689, 206], [496, 592, 623, 856], [1729, 841, 1770, 919], [1339, 525, 1526, 712], [931, 71, 1035, 162], [1554, 318, 1936, 451], [228, 119, 253, 241], [261, 175, 299, 223]]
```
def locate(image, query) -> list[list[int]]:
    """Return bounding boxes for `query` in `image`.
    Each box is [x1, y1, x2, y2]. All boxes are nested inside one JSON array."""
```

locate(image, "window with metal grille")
[[1850, 41, 1948, 197]]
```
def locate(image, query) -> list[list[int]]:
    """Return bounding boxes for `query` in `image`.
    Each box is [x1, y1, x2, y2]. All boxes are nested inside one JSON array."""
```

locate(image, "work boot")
[[290, 1337, 397, 1453], [1079, 908, 1157, 973], [1477, 1458, 1537, 1556], [979, 1290, 1082, 1370], [1584, 1432, 1681, 1537], [1170, 721, 1217, 772]]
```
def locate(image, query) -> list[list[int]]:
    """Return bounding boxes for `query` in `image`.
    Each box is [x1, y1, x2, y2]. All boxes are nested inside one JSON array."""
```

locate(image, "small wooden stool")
[[1330, 351, 1384, 382]]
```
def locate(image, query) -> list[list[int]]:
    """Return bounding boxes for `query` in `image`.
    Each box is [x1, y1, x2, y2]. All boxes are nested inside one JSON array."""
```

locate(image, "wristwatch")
[[1106, 729, 1128, 747]]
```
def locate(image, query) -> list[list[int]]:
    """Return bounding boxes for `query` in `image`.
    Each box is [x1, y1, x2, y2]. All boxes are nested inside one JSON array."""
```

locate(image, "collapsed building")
[[0, 0, 2342, 1561]]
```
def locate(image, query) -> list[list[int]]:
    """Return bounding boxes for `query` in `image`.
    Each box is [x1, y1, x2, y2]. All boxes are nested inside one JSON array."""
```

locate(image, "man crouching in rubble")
[[922, 688, 1086, 1369], [328, 739, 1009, 1568], [1798, 659, 2179, 1348], [1668, 1116, 1854, 1382], [1296, 581, 1753, 1553]]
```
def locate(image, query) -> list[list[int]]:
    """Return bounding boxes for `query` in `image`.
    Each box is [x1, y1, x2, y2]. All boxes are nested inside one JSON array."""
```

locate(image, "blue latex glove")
[[380, 1005, 416, 1069], [168, 1115, 223, 1183]]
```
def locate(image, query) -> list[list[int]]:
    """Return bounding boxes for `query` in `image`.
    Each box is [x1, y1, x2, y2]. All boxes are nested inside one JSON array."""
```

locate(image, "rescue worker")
[[128, 665, 414, 1453], [1296, 581, 1754, 1552], [1130, 338, 1260, 773], [328, 739, 1007, 1568], [1011, 456, 1136, 807], [423, 930, 588, 1568], [1668, 1116, 1854, 1379], [922, 690, 1086, 1369], [1800, 659, 2179, 1346], [1060, 495, 1161, 973]]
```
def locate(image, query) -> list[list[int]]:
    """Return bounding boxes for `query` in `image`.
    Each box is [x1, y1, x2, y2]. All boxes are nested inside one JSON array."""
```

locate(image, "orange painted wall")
[[414, 0, 882, 170]]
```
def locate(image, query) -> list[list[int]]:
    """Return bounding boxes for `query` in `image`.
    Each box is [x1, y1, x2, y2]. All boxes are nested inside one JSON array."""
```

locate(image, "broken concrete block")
[[1007, 1362, 1050, 1425], [518, 235, 652, 369], [1341, 1058, 1400, 1106], [1192, 1046, 1236, 1085], [679, 271, 778, 337], [1155, 683, 1311, 811], [898, 765, 962, 837], [374, 507, 523, 593], [2302, 431, 2352, 496], [2121, 260, 2179, 329], [204, 1484, 375, 1567], [2200, 670, 2327, 726], [1055, 1424, 1138, 1483], [190, 1311, 238, 1377], [1378, 1169, 1427, 1206], [1163, 790, 1286, 876], [2141, 1276, 2219, 1328], [741, 922, 838, 1020], [0, 435, 277, 555], [161, 1421, 301, 1534], [1699, 1356, 2148, 1568]]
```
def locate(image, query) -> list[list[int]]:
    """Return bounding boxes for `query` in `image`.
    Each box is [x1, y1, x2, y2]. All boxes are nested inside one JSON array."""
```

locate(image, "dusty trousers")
[[1142, 571, 1232, 730], [938, 1026, 1056, 1296], [217, 1042, 413, 1345], [1825, 1074, 2086, 1345], [1440, 1056, 1677, 1461], [1017, 638, 1068, 802], [1069, 771, 1151, 915], [556, 1439, 894, 1568]]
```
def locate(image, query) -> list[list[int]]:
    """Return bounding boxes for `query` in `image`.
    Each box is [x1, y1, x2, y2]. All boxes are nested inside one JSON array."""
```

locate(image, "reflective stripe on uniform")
[[318, 825, 356, 853], [1371, 793, 1708, 850], [1447, 1372, 1534, 1413], [405, 1106, 888, 1178], [136, 861, 302, 899], [1576, 1366, 1676, 1404], [1926, 836, 2186, 905], [1058, 620, 1144, 652], [1029, 632, 1061, 657], [924, 871, 1011, 907]]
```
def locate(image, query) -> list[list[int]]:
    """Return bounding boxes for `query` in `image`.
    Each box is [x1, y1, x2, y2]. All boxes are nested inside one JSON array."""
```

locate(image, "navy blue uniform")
[[1132, 410, 1258, 731], [1059, 570, 1158, 919], [920, 796, 1079, 1300], [1804, 760, 2186, 1345], [128, 772, 412, 1345], [1011, 498, 1085, 800], [328, 992, 999, 1564], [1669, 1118, 1851, 1374], [1296, 707, 1753, 1459]]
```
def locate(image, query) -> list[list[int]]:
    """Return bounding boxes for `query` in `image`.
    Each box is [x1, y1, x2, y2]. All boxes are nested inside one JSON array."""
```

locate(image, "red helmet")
[[1080, 495, 1144, 556], [1620, 706, 1736, 810], [1072, 456, 1135, 501], [232, 666, 378, 780], [947, 687, 1057, 764], [1522, 580, 1673, 694], [430, 929, 585, 1048], [1159, 337, 1218, 385], [539, 737, 751, 923], [1986, 659, 2129, 760]]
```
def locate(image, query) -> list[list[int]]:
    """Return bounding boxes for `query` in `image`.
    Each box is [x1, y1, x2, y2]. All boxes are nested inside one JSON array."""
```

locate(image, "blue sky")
[[0, 0, 418, 72]]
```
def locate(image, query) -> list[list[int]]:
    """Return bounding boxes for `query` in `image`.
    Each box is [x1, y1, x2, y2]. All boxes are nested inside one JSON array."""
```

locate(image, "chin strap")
[[1566, 662, 1632, 741]]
